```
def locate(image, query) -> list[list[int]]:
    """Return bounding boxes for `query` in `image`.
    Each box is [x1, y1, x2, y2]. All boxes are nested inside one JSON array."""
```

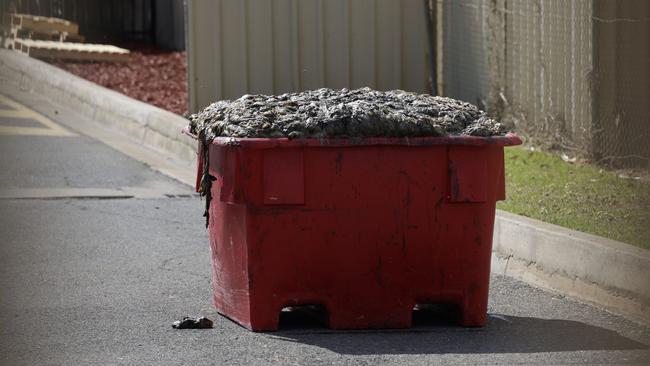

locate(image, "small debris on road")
[[172, 316, 214, 329]]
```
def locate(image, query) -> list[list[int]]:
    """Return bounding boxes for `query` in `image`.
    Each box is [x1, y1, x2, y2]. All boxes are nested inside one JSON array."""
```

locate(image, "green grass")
[[497, 146, 650, 250]]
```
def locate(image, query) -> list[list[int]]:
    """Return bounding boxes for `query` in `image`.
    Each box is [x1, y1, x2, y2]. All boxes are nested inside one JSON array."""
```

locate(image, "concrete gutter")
[[1, 49, 648, 325]]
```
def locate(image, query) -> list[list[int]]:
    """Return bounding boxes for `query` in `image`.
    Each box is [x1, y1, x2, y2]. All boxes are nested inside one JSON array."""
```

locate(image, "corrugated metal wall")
[[0, 0, 157, 44], [187, 0, 429, 112], [154, 0, 186, 50]]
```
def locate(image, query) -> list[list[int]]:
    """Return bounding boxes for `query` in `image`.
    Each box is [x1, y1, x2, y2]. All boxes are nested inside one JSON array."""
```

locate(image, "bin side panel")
[[263, 149, 305, 205], [209, 146, 246, 204], [247, 146, 481, 329], [495, 148, 506, 201], [448, 146, 488, 203]]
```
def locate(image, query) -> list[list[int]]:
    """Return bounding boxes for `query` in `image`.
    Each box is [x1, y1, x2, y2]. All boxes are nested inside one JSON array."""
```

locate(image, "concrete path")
[[0, 90, 648, 365]]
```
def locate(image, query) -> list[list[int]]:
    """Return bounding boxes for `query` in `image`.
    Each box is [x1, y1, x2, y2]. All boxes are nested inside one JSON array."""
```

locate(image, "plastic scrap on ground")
[[172, 316, 214, 329]]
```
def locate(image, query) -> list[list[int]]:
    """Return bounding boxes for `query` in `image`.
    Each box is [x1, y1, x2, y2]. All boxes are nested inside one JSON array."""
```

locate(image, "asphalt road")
[[0, 91, 648, 365]]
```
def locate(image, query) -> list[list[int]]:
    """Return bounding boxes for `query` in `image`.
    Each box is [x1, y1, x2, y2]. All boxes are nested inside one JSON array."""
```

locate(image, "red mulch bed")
[[50, 46, 188, 116]]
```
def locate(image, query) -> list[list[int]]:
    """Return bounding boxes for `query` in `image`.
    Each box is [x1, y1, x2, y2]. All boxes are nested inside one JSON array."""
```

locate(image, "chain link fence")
[[440, 0, 650, 168]]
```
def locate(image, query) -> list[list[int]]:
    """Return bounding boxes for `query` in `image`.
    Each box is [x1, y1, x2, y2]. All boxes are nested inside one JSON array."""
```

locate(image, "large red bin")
[[195, 134, 521, 331]]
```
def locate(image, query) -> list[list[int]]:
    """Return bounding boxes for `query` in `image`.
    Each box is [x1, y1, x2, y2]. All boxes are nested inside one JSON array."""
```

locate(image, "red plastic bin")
[[195, 134, 522, 331]]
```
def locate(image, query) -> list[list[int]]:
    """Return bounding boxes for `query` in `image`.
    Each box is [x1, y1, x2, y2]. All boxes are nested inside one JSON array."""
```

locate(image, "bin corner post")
[[496, 147, 506, 201]]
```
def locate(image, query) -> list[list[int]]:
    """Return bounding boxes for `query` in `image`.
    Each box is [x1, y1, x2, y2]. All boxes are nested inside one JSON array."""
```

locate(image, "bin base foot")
[[460, 304, 488, 327], [218, 299, 487, 330]]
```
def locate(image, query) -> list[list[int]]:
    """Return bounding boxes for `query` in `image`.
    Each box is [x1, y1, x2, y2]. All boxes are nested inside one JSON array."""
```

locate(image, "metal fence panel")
[[592, 0, 650, 165], [504, 0, 593, 151], [441, 0, 649, 166]]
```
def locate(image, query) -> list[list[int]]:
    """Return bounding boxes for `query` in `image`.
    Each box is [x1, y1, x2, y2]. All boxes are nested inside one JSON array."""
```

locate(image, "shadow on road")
[[268, 308, 649, 355]]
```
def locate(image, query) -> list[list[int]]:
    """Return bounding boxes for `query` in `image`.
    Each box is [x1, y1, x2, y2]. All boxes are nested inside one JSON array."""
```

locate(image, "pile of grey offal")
[[187, 88, 507, 227], [187, 87, 506, 142]]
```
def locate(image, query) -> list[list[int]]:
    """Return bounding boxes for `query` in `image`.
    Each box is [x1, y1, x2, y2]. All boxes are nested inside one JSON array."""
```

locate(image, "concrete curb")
[[493, 210, 650, 324], [0, 49, 196, 165], [1, 49, 648, 325]]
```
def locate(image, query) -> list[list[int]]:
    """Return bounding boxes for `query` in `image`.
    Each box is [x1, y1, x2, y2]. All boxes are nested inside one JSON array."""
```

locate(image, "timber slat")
[[13, 39, 130, 62], [10, 13, 79, 35]]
